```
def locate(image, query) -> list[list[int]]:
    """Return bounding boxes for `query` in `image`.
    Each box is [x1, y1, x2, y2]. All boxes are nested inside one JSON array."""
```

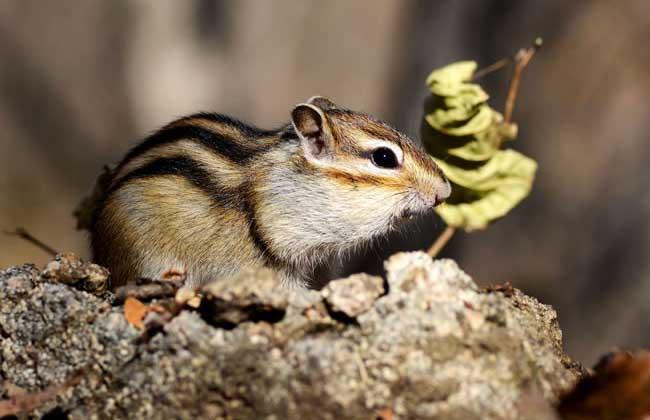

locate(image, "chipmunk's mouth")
[[394, 192, 442, 222]]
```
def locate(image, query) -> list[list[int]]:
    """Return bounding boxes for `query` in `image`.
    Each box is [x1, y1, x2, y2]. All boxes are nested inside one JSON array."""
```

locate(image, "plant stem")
[[472, 57, 512, 81], [503, 38, 542, 123], [427, 226, 456, 258]]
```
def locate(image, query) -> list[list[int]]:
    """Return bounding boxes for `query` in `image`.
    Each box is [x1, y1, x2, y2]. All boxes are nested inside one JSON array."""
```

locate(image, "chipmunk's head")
[[264, 96, 450, 264], [292, 95, 450, 221]]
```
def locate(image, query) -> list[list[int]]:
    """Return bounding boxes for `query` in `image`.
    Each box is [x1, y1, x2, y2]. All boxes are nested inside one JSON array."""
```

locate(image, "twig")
[[427, 226, 455, 258], [471, 57, 512, 81], [114, 278, 185, 304], [471, 37, 542, 83], [503, 37, 543, 123], [2, 227, 58, 256]]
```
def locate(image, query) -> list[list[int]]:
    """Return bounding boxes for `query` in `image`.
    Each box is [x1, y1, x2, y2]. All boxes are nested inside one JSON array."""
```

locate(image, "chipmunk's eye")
[[371, 147, 399, 169]]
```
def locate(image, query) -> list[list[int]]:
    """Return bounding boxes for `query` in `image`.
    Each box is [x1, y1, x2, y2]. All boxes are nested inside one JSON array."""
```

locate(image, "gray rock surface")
[[0, 252, 581, 419]]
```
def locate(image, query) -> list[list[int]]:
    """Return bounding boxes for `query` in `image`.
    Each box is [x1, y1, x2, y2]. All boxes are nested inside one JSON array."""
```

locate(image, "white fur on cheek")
[[255, 148, 403, 272]]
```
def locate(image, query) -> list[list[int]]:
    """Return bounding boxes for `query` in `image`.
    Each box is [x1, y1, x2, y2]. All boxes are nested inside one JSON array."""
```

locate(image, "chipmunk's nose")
[[439, 179, 451, 202], [420, 179, 451, 208]]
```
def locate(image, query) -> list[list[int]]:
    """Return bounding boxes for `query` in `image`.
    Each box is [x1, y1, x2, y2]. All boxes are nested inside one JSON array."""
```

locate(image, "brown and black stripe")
[[95, 113, 289, 270]]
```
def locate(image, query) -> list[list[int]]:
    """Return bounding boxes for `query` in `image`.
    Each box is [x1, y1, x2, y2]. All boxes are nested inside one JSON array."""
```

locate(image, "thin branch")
[[471, 37, 542, 83], [3, 227, 58, 256], [114, 278, 185, 304], [427, 226, 456, 258], [471, 57, 512, 81], [503, 37, 543, 123]]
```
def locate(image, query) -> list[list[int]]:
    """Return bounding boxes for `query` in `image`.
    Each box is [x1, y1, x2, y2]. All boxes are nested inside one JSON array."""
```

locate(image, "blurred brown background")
[[1, 1, 649, 366]]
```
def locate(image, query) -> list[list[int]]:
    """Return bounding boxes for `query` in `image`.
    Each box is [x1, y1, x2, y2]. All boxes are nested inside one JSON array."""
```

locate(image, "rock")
[[0, 263, 138, 417], [0, 252, 582, 419], [321, 273, 384, 318], [199, 268, 289, 327], [41, 252, 110, 295]]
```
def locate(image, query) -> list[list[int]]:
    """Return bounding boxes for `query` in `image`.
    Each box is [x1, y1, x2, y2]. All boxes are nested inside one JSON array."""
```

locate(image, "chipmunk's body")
[[91, 97, 450, 288]]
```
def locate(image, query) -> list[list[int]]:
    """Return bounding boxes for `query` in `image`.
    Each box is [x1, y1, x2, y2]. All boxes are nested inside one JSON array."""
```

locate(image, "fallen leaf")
[[124, 297, 148, 329], [558, 351, 650, 420], [375, 407, 394, 420]]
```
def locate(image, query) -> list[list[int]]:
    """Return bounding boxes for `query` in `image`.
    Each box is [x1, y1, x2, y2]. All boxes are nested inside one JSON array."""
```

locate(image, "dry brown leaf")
[[124, 297, 148, 329], [558, 351, 650, 420], [375, 407, 394, 420]]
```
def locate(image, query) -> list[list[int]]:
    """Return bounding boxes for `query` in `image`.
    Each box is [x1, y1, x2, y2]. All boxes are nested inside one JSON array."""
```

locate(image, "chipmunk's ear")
[[291, 103, 336, 159], [307, 96, 337, 111]]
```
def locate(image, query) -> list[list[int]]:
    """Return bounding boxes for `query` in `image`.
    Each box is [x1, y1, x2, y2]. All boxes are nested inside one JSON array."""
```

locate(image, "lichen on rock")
[[0, 252, 581, 419]]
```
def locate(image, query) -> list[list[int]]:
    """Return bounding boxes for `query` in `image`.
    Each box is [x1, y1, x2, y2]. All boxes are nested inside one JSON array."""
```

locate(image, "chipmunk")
[[90, 96, 450, 288]]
